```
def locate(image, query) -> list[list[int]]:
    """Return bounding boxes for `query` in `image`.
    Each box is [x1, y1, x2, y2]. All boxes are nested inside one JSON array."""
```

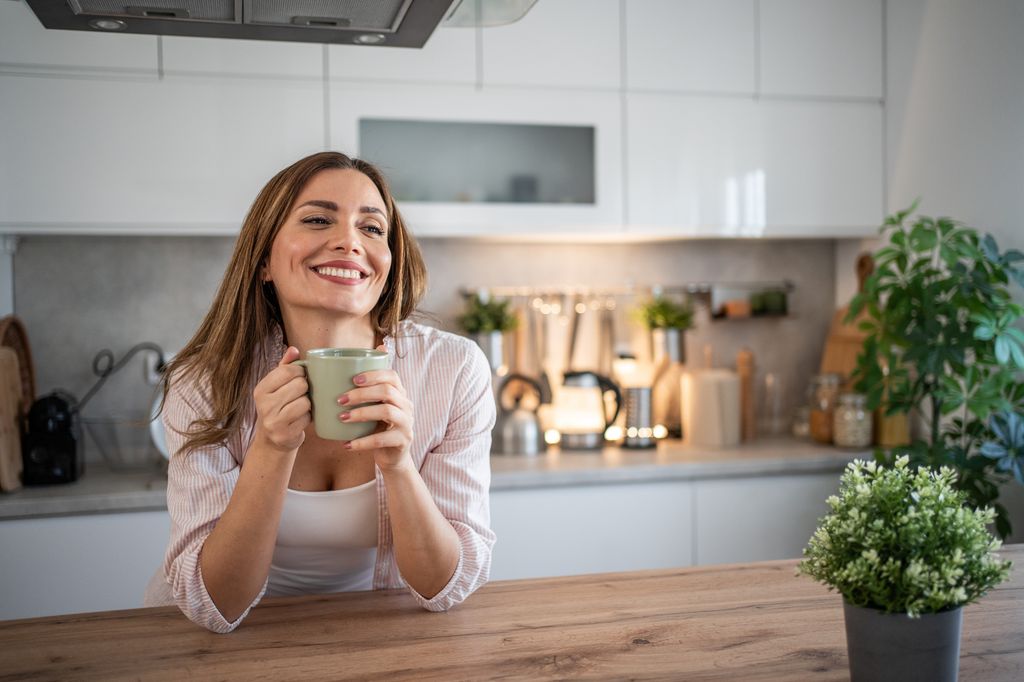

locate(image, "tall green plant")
[[849, 202, 1024, 537]]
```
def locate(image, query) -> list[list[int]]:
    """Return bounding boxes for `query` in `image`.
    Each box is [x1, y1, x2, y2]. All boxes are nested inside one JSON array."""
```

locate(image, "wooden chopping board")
[[820, 253, 874, 386], [0, 346, 24, 492]]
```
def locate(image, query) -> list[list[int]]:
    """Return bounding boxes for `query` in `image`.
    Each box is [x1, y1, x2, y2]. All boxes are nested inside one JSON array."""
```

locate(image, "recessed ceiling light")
[[354, 33, 386, 45], [88, 18, 126, 31]]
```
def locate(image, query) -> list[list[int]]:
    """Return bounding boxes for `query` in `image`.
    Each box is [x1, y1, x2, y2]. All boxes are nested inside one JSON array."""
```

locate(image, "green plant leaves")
[[849, 204, 1024, 537]]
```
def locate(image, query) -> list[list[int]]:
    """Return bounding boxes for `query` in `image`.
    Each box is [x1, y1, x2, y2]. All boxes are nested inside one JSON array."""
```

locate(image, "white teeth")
[[315, 267, 363, 279]]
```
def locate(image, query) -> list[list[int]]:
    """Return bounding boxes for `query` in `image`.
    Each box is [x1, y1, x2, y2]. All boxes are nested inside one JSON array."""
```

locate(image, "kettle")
[[493, 373, 546, 456], [553, 371, 622, 450]]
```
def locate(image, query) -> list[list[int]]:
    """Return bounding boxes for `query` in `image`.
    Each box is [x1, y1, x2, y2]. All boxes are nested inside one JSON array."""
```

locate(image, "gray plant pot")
[[843, 600, 962, 682]]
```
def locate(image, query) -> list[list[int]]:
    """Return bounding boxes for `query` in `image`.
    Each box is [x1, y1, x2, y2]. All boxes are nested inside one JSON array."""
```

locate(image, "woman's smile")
[[311, 259, 371, 285]]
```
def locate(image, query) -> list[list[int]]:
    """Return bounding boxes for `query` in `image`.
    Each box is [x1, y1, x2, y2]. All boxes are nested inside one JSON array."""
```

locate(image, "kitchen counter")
[[0, 438, 863, 520], [2, 546, 1020, 680]]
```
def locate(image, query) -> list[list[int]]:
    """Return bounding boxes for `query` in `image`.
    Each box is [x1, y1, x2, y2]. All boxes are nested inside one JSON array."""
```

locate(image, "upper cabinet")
[[625, 0, 756, 95], [481, 0, 620, 89], [0, 0, 157, 76], [0, 75, 324, 230], [329, 83, 623, 236], [329, 27, 477, 86], [627, 94, 883, 237], [760, 0, 883, 99], [161, 36, 321, 80]]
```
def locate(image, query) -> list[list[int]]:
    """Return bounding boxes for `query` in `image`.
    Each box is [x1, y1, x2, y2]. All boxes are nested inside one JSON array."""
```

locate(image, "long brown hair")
[[164, 151, 427, 453]]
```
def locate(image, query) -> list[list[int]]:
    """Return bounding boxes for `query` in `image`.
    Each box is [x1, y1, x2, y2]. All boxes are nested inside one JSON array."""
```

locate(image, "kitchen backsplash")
[[15, 236, 835, 462]]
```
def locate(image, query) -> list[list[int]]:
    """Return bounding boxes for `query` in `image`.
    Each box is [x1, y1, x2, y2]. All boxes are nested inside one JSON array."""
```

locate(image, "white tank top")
[[267, 479, 379, 597]]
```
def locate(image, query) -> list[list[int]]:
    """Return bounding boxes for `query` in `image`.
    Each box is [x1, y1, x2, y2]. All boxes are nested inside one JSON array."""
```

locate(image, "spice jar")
[[809, 373, 841, 444], [833, 393, 873, 448]]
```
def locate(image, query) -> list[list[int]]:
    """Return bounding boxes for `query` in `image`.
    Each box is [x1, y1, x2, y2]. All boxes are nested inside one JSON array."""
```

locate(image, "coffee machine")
[[22, 391, 83, 485]]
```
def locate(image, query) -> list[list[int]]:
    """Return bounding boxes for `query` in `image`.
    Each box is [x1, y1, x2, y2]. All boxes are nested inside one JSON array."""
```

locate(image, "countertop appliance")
[[21, 391, 83, 485], [493, 373, 544, 456], [552, 371, 621, 450]]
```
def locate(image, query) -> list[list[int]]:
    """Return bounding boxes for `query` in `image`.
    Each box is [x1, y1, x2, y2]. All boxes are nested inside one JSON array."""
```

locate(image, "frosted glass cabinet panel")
[[360, 119, 594, 205], [331, 84, 623, 236]]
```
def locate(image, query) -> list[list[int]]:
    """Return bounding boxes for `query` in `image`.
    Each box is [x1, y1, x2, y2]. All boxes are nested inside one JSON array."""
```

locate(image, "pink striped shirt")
[[149, 321, 496, 633]]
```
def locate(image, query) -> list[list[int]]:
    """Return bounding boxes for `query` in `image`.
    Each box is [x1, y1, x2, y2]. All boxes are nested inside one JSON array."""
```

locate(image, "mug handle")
[[292, 360, 307, 369]]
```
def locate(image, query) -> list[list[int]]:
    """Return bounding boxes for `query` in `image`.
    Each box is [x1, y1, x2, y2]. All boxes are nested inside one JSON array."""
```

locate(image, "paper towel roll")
[[681, 369, 741, 447]]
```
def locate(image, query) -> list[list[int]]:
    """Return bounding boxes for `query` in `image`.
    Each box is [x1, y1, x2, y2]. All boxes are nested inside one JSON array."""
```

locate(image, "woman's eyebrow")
[[297, 199, 337, 211]]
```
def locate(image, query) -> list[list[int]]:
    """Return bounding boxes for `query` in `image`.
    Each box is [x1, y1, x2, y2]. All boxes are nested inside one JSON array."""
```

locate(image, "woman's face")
[[264, 168, 392, 321]]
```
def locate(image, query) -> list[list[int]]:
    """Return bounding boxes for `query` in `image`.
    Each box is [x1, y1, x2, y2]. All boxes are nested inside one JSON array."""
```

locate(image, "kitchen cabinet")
[[330, 83, 623, 236], [490, 469, 844, 581], [693, 473, 840, 565], [489, 480, 694, 580], [0, 0, 158, 77], [0, 510, 169, 621], [626, 94, 883, 236], [760, 99, 884, 233], [0, 75, 324, 231], [161, 36, 322, 80], [481, 0, 620, 90], [329, 27, 477, 86], [759, 0, 884, 99], [625, 0, 756, 95]]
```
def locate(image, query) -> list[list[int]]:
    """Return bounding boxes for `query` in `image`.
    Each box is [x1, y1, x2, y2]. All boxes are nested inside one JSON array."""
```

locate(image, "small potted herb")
[[457, 292, 518, 374], [636, 294, 694, 438], [799, 456, 1011, 682]]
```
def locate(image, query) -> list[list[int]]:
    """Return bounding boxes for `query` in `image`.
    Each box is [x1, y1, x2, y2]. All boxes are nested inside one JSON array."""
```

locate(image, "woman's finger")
[[342, 403, 410, 432], [341, 383, 411, 410], [345, 428, 407, 451], [352, 368, 404, 392]]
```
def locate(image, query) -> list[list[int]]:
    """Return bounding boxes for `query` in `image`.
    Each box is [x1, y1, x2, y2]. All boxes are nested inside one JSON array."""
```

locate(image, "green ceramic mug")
[[293, 348, 390, 441]]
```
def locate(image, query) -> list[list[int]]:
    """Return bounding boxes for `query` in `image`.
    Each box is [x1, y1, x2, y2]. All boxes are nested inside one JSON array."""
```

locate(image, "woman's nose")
[[327, 222, 362, 253]]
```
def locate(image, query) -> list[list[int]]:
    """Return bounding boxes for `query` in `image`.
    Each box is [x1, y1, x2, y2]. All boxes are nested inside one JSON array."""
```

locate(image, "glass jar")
[[809, 373, 841, 444], [834, 393, 873, 448]]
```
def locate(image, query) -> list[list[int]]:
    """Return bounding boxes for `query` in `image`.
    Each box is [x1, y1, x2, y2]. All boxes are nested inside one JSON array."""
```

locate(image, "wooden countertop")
[[3, 546, 1021, 680]]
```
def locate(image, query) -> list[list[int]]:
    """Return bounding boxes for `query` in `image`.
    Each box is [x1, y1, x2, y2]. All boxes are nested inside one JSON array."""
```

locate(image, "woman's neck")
[[280, 309, 379, 352]]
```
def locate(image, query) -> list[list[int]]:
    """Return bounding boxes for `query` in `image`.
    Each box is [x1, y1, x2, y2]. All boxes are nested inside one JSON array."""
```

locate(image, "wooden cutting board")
[[0, 346, 24, 492], [820, 253, 874, 386]]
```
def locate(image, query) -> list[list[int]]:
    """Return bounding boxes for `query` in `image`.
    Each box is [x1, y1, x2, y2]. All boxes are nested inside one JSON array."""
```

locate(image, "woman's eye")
[[361, 224, 386, 236], [302, 216, 331, 226]]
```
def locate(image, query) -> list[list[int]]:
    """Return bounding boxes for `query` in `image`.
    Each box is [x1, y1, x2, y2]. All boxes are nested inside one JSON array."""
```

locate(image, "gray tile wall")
[[15, 236, 835, 462]]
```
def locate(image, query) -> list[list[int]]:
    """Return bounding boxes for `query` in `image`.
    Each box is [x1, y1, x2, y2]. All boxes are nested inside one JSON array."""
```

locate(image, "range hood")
[[23, 0, 462, 47]]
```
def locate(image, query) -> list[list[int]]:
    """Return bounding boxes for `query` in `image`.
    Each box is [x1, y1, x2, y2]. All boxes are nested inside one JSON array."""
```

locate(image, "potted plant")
[[849, 202, 1024, 536], [799, 456, 1012, 682], [457, 292, 518, 374], [637, 294, 694, 439]]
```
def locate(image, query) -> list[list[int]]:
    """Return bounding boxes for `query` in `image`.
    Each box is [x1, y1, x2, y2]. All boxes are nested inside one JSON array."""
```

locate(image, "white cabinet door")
[[0, 75, 324, 231], [161, 36, 322, 80], [625, 0, 756, 95], [329, 27, 477, 86], [760, 0, 883, 99], [0, 511, 170, 620], [693, 473, 839, 565], [330, 83, 623, 236], [490, 481, 693, 580], [481, 0, 620, 90], [761, 99, 883, 234], [0, 0, 158, 76], [627, 94, 763, 236]]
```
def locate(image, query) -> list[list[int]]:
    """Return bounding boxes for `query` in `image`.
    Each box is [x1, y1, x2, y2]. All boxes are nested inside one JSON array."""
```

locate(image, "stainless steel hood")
[[22, 0, 459, 47]]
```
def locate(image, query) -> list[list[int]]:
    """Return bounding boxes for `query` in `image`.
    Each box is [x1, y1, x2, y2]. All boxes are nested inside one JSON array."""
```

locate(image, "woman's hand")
[[339, 345, 414, 471], [253, 346, 311, 454]]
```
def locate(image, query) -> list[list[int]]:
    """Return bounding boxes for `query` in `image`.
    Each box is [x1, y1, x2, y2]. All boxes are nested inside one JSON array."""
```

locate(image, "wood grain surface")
[[1, 546, 1021, 681]]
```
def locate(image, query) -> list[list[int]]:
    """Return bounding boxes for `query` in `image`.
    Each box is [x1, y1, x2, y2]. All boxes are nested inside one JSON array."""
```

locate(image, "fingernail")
[[343, 442, 353, 450], [338, 394, 350, 405], [354, 375, 366, 385], [340, 412, 351, 421]]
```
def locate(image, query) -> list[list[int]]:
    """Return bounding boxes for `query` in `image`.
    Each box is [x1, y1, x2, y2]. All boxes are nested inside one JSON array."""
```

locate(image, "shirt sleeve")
[[161, 377, 268, 634], [407, 340, 497, 611]]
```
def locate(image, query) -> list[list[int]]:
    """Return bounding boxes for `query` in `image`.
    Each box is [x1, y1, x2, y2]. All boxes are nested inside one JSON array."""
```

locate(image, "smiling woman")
[[144, 152, 496, 633]]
